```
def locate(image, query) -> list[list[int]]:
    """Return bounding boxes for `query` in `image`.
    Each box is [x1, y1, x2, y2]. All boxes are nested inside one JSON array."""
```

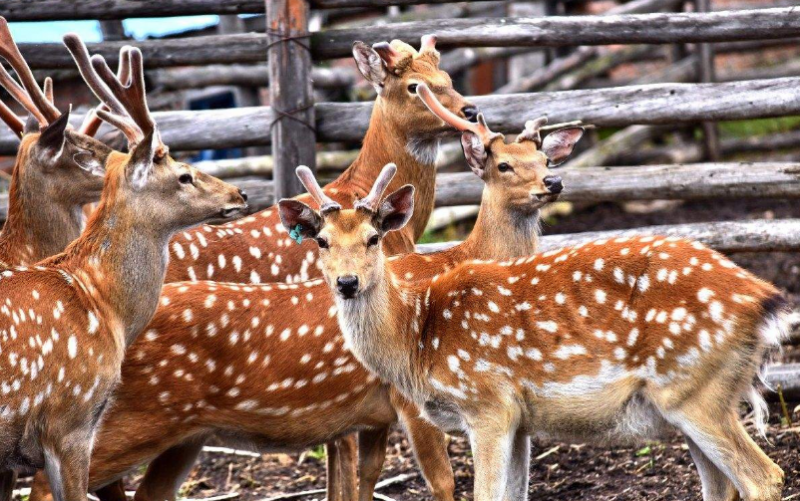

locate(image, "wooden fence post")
[[695, 0, 721, 161], [267, 0, 316, 199]]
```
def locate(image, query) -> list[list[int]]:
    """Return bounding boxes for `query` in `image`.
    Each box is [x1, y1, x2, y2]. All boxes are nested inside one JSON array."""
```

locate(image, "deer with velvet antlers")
[[281, 165, 788, 501], [28, 82, 583, 501], [0, 17, 122, 267], [0, 33, 247, 501]]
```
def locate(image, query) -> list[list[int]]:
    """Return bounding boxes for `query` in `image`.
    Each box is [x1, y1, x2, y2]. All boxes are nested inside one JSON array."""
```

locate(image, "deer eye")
[[497, 162, 514, 173], [316, 238, 329, 249], [407, 83, 418, 94], [367, 234, 380, 247], [178, 173, 194, 184]]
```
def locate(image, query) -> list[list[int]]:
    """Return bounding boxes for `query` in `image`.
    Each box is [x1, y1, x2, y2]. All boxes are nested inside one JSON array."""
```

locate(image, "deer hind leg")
[[133, 439, 206, 501], [504, 431, 530, 501], [685, 437, 739, 501], [400, 413, 456, 501], [671, 409, 782, 501], [0, 471, 16, 501], [357, 427, 390, 501], [94, 480, 128, 501]]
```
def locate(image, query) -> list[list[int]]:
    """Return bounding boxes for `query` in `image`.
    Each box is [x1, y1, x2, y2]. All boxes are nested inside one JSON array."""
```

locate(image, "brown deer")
[[51, 35, 475, 501], [0, 33, 247, 501], [27, 90, 583, 501], [0, 18, 121, 266], [282, 164, 789, 501]]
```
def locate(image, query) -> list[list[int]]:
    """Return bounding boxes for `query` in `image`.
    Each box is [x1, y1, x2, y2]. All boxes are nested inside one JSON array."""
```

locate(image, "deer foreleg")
[[357, 427, 390, 501], [0, 470, 16, 501]]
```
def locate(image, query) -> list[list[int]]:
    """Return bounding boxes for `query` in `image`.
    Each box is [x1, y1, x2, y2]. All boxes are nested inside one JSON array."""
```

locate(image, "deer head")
[[279, 164, 412, 299], [416, 83, 583, 214], [352, 35, 477, 160], [63, 34, 248, 231], [0, 18, 113, 210]]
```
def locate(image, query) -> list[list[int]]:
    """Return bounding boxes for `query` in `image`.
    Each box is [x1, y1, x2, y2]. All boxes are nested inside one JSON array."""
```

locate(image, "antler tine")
[[0, 98, 23, 138], [79, 47, 132, 137], [43, 77, 53, 104], [420, 34, 437, 53], [0, 64, 47, 124], [295, 166, 341, 213], [355, 163, 397, 212], [63, 34, 132, 122], [0, 17, 60, 123], [92, 48, 155, 138], [416, 83, 498, 144]]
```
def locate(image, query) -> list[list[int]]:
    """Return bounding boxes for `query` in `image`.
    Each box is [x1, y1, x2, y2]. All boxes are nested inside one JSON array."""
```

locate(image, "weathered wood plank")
[[227, 162, 800, 213], [0, 0, 264, 21], [3, 77, 800, 153], [152, 65, 355, 91], [312, 7, 800, 59], [417, 219, 800, 255], [267, 0, 316, 198], [14, 8, 800, 68]]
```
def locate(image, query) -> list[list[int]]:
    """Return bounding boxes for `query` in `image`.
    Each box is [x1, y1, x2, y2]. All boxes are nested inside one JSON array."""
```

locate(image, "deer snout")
[[239, 188, 248, 202], [336, 275, 359, 299], [461, 105, 479, 123], [543, 175, 563, 194]]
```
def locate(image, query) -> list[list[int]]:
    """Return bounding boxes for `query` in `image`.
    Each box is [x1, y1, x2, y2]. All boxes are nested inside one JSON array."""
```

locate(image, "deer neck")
[[335, 263, 429, 400], [0, 156, 84, 265], [51, 197, 171, 347], [458, 189, 541, 261], [337, 98, 438, 240]]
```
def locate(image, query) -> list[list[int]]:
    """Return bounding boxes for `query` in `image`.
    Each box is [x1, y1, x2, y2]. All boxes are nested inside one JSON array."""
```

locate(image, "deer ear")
[[36, 109, 71, 163], [376, 185, 415, 234], [68, 134, 110, 177], [126, 131, 156, 189], [541, 127, 584, 166], [460, 131, 488, 179], [352, 41, 388, 93], [278, 199, 323, 240]]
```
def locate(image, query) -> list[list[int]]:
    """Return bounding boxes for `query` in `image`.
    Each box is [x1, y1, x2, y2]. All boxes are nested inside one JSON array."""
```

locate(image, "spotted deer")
[[0, 34, 247, 501], [0, 18, 121, 266], [27, 91, 583, 501], [283, 164, 789, 501]]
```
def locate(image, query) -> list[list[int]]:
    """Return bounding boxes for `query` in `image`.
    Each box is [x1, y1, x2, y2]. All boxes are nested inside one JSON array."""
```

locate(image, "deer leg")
[[0, 471, 16, 501], [28, 471, 54, 501], [504, 431, 530, 501], [133, 439, 206, 501], [468, 419, 516, 501], [94, 480, 128, 501], [43, 429, 93, 501], [336, 434, 358, 501], [685, 437, 739, 501], [401, 413, 455, 501], [671, 409, 782, 501], [326, 441, 343, 501], [357, 427, 390, 501]]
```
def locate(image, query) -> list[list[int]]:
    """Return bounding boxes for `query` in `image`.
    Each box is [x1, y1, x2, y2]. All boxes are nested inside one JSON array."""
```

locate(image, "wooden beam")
[[418, 219, 800, 255], [312, 8, 800, 60], [152, 65, 355, 91], [225, 162, 800, 213], [0, 0, 265, 21], [267, 0, 316, 198], [434, 163, 800, 207], [14, 8, 800, 68], [2, 77, 800, 153]]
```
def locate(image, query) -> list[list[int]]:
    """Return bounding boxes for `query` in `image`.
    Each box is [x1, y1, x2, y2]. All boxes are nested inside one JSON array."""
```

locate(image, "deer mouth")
[[219, 204, 248, 219]]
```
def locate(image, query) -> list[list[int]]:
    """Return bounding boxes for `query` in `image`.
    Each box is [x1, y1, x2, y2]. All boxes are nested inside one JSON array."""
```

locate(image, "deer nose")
[[238, 188, 248, 202], [543, 175, 563, 194], [336, 276, 359, 298], [462, 105, 479, 123]]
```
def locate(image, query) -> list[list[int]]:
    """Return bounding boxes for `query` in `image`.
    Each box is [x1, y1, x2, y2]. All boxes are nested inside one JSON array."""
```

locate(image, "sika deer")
[[0, 18, 118, 266], [28, 100, 583, 501], [0, 34, 247, 501], [286, 165, 789, 501]]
